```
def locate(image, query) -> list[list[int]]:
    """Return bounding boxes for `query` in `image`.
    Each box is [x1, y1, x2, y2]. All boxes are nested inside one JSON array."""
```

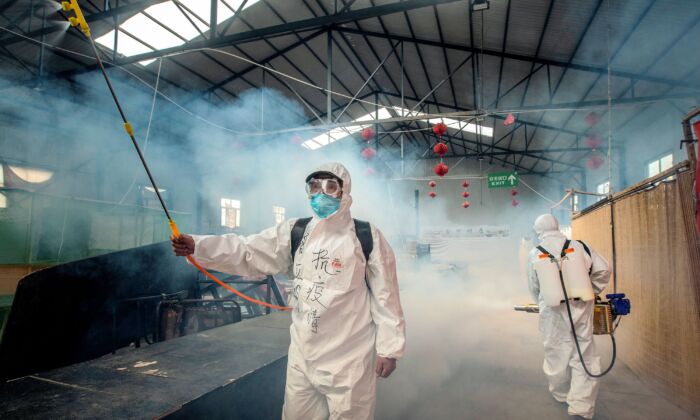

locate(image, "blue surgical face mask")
[[310, 193, 341, 219]]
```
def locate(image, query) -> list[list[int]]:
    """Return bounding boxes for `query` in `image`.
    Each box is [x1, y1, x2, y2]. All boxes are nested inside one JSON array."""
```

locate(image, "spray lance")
[[61, 0, 290, 311], [514, 244, 630, 378]]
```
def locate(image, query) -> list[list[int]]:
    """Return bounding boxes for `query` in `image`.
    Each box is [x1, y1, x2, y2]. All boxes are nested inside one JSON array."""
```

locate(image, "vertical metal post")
[[111, 0, 119, 62], [28, 0, 34, 32], [210, 0, 218, 39], [414, 189, 419, 238], [400, 41, 405, 175], [38, 4, 46, 80], [375, 91, 379, 150], [265, 277, 272, 314], [326, 30, 332, 124]]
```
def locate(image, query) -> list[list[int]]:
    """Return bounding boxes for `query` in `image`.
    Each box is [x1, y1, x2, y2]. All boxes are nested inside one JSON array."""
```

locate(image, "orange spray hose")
[[170, 221, 291, 311]]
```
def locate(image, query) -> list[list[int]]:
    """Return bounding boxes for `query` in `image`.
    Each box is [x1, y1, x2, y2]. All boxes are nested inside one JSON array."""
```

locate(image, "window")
[[7, 165, 53, 183], [0, 193, 6, 209], [596, 181, 610, 202], [273, 206, 285, 225], [221, 198, 241, 229], [0, 163, 4, 186], [573, 195, 580, 212], [647, 153, 673, 178]]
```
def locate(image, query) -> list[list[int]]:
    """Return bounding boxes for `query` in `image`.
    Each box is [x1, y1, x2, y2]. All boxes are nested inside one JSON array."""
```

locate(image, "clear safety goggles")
[[306, 178, 342, 198]]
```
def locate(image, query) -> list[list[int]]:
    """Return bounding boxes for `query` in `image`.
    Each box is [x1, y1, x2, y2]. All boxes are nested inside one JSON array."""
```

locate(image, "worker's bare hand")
[[171, 234, 195, 256], [375, 356, 396, 378]]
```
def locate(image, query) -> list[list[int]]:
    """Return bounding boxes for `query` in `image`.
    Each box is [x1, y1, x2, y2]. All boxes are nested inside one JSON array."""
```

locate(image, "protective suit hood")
[[306, 162, 353, 220], [533, 213, 564, 241]]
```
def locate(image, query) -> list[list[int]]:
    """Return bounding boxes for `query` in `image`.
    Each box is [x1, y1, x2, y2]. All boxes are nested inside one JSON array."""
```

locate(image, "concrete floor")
[[375, 238, 694, 420]]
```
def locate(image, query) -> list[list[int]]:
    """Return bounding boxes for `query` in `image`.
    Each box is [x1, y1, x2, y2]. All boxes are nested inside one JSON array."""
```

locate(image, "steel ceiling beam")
[[333, 27, 700, 90], [378, 91, 586, 137], [108, 0, 465, 65]]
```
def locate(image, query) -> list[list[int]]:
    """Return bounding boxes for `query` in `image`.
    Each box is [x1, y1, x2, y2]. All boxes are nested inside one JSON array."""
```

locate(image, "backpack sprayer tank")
[[515, 293, 631, 335]]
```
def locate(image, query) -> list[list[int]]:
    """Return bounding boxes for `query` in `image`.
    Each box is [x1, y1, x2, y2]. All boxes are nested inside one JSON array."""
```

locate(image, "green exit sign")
[[488, 171, 519, 188]]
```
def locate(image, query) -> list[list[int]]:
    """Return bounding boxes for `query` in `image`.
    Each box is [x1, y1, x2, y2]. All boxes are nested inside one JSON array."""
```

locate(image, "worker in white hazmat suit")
[[527, 214, 610, 419], [171, 162, 405, 420]]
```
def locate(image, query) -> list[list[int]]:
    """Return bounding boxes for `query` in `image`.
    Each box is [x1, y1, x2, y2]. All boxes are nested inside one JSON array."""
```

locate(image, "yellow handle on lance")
[[62, 0, 91, 38]]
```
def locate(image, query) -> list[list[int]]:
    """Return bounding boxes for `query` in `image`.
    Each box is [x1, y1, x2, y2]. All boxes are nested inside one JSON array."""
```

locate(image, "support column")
[[326, 30, 332, 124]]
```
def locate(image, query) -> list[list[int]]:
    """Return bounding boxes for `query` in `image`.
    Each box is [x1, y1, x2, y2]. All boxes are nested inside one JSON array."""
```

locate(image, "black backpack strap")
[[561, 239, 571, 258], [577, 240, 592, 258], [575, 240, 593, 274], [291, 217, 312, 262], [536, 245, 552, 259], [353, 219, 373, 263]]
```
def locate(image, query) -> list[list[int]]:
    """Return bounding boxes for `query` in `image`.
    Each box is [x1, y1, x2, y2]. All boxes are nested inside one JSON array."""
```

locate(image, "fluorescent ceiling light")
[[95, 1, 254, 66], [472, 0, 490, 11], [302, 108, 392, 150], [391, 106, 493, 137]]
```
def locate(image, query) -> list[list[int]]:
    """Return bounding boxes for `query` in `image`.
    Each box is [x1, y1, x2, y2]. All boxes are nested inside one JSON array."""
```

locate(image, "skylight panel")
[[391, 106, 493, 137], [301, 108, 393, 150], [93, 1, 255, 66], [145, 2, 201, 39], [120, 13, 183, 50], [95, 30, 156, 65]]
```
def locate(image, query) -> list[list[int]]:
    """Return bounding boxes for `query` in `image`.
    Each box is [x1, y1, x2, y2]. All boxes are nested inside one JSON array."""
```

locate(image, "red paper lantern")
[[504, 113, 515, 126], [364, 167, 376, 176], [511, 198, 519, 207], [432, 122, 448, 137], [361, 127, 375, 141], [586, 154, 605, 170], [462, 201, 470, 208], [433, 142, 448, 156], [462, 180, 470, 188], [428, 191, 437, 198], [433, 163, 449, 177], [585, 112, 600, 127], [584, 135, 603, 149], [462, 191, 470, 198], [361, 147, 376, 160], [511, 188, 518, 196], [428, 180, 437, 188]]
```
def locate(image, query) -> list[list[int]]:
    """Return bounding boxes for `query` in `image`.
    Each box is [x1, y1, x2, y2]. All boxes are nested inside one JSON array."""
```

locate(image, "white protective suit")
[[190, 163, 406, 420], [527, 214, 610, 419]]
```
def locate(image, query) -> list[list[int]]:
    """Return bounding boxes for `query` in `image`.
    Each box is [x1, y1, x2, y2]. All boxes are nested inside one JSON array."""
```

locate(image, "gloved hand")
[[171, 234, 195, 256], [375, 356, 396, 378]]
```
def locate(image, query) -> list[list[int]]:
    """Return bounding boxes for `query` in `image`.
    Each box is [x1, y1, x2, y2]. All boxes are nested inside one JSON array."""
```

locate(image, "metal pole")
[[400, 41, 405, 176], [210, 0, 218, 40], [111, 0, 118, 62], [87, 37, 173, 220], [375, 91, 379, 150], [414, 189, 420, 238], [38, 4, 46, 81], [326, 30, 332, 124]]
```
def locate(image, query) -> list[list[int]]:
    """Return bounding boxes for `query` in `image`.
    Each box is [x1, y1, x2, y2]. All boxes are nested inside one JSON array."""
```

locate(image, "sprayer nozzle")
[[62, 0, 91, 38]]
